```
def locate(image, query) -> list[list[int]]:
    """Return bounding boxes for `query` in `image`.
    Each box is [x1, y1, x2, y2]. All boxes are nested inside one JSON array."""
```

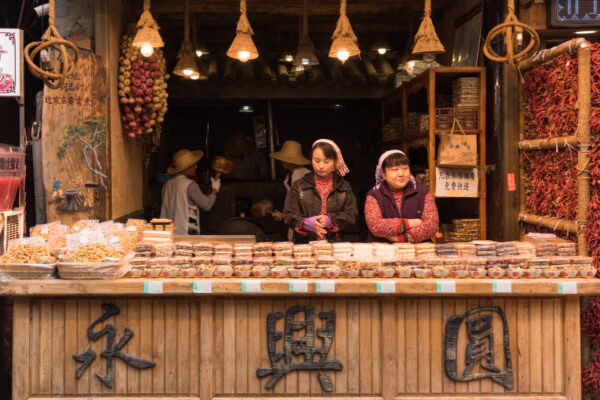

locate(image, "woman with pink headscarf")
[[365, 150, 439, 242], [283, 139, 358, 243]]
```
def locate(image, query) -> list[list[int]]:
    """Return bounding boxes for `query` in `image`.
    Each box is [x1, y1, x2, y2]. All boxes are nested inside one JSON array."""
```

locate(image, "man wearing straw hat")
[[269, 141, 310, 237], [161, 149, 221, 235]]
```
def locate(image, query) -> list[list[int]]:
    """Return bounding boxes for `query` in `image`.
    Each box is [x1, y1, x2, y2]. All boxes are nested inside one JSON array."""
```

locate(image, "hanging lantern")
[[173, 0, 200, 77], [293, 0, 319, 69], [328, 0, 360, 63], [412, 0, 445, 61], [227, 0, 258, 62], [132, 0, 164, 57]]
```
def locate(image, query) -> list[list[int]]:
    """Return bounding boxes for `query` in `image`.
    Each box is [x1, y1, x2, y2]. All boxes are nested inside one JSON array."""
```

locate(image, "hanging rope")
[[24, 0, 79, 90], [302, 0, 308, 36], [143, 0, 150, 11], [332, 0, 356, 41], [184, 0, 190, 41], [483, 0, 539, 70], [235, 0, 254, 34]]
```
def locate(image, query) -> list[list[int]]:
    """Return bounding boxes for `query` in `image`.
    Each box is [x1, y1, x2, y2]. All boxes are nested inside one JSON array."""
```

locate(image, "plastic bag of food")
[[57, 253, 133, 279]]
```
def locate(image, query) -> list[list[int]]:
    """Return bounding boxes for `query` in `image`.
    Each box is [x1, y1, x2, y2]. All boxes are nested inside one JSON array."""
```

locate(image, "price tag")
[[558, 282, 577, 294], [436, 280, 456, 293], [242, 280, 261, 293], [376, 281, 396, 293], [143, 281, 163, 294], [289, 280, 308, 293], [316, 281, 335, 293], [492, 280, 511, 293], [193, 281, 212, 293]]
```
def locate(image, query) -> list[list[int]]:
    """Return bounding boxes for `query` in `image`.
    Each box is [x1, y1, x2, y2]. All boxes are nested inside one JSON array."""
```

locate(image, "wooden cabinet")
[[382, 67, 487, 240]]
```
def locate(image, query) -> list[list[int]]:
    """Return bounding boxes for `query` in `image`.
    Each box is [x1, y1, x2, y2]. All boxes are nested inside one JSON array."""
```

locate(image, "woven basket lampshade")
[[412, 0, 445, 56], [328, 0, 360, 63], [173, 0, 200, 77], [132, 0, 164, 57], [293, 0, 319, 68], [227, 0, 258, 62]]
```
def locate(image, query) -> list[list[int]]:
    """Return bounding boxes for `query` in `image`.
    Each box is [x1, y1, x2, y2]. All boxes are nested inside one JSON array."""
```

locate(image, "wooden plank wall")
[[14, 297, 580, 400]]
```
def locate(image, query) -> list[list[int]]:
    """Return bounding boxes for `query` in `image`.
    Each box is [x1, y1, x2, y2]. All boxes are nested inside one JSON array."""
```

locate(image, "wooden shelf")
[[381, 66, 487, 239], [0, 278, 598, 296]]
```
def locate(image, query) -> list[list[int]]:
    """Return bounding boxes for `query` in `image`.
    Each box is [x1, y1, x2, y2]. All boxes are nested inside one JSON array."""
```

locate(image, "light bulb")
[[377, 48, 387, 55], [575, 30, 597, 34], [140, 42, 154, 57], [407, 61, 415, 68], [516, 32, 523, 47], [295, 65, 305, 72], [196, 50, 204, 57], [238, 50, 251, 62], [183, 68, 194, 76], [284, 54, 294, 62], [337, 49, 350, 62], [301, 58, 310, 65], [190, 73, 200, 80]]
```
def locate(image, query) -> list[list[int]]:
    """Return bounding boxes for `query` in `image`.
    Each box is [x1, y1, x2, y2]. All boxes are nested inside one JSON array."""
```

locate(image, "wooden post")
[[576, 42, 591, 256]]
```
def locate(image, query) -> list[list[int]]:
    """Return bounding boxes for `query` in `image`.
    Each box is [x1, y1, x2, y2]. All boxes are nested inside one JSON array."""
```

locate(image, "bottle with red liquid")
[[0, 144, 25, 211]]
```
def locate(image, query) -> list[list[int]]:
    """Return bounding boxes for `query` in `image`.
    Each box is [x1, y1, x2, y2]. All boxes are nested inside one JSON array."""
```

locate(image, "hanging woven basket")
[[328, 0, 360, 62], [227, 0, 259, 61], [412, 0, 445, 55]]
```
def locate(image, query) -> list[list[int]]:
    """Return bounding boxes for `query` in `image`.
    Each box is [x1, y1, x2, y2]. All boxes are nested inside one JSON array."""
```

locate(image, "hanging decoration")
[[132, 0, 164, 57], [173, 0, 200, 77], [293, 0, 319, 71], [118, 24, 169, 146], [483, 0, 539, 70], [24, 0, 79, 89], [328, 0, 360, 63], [412, 0, 444, 61], [227, 0, 259, 62]]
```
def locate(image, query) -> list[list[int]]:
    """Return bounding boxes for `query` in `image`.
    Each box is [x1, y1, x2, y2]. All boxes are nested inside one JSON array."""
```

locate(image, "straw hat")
[[167, 149, 204, 174], [270, 140, 310, 166]]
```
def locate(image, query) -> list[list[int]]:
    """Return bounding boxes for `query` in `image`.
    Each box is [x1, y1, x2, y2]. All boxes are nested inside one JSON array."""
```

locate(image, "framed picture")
[[451, 7, 483, 67], [0, 29, 23, 97]]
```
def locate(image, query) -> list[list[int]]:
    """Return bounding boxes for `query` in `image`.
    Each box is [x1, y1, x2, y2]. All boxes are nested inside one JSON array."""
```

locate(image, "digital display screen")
[[550, 0, 600, 27]]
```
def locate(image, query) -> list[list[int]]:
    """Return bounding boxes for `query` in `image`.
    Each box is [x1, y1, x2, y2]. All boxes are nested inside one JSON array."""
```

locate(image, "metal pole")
[[33, 91, 47, 224], [267, 99, 276, 182]]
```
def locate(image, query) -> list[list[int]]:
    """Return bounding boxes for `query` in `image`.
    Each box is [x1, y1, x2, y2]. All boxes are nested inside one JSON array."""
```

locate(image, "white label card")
[[492, 280, 511, 293], [437, 280, 456, 293], [193, 280, 212, 293], [289, 280, 308, 293], [143, 281, 163, 294], [558, 282, 577, 295], [376, 281, 396, 293], [242, 280, 261, 293], [316, 281, 335, 293]]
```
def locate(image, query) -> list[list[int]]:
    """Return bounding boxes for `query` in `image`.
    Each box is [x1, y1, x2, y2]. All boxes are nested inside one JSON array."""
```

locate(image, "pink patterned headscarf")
[[375, 150, 416, 189], [312, 139, 349, 176]]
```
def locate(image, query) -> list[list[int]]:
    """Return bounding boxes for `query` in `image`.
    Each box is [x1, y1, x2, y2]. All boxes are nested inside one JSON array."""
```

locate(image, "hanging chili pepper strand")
[[582, 296, 600, 393]]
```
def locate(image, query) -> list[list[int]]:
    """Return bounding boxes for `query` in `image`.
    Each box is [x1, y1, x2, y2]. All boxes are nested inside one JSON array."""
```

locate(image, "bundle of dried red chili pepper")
[[584, 43, 600, 272], [582, 296, 600, 393]]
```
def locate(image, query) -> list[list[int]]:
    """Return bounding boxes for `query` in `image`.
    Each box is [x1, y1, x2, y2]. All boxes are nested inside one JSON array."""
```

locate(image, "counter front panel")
[[13, 296, 580, 399]]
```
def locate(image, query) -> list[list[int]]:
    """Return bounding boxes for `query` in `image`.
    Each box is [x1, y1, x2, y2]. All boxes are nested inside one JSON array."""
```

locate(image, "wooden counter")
[[8, 278, 591, 400]]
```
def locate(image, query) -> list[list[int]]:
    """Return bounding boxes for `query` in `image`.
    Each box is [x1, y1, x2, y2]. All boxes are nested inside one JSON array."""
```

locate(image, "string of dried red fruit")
[[582, 296, 600, 393], [118, 33, 169, 139]]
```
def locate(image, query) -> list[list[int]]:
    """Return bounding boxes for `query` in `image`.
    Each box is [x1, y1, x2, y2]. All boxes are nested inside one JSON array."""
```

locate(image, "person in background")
[[224, 132, 268, 181], [161, 149, 221, 235], [365, 150, 439, 242], [283, 139, 357, 243], [269, 140, 311, 224]]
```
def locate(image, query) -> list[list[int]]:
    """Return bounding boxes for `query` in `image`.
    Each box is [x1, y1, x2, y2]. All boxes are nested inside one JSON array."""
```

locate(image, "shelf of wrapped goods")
[[0, 278, 598, 296]]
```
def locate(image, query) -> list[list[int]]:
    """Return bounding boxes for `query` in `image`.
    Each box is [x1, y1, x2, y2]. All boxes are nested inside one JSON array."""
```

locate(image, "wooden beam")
[[362, 56, 379, 84], [277, 63, 290, 83], [327, 59, 344, 83], [518, 38, 588, 70], [377, 55, 395, 84], [307, 64, 325, 84], [518, 213, 578, 235], [208, 56, 219, 80], [344, 58, 367, 86]]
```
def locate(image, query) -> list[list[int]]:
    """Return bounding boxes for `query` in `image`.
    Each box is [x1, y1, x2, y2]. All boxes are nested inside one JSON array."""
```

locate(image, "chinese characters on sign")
[[257, 306, 343, 392], [0, 29, 22, 97], [44, 72, 94, 106], [435, 166, 479, 198], [444, 306, 514, 389], [73, 304, 155, 388]]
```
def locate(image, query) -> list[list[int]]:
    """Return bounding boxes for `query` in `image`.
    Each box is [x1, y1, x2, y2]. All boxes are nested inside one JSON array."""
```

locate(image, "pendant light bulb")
[[183, 68, 194, 76], [238, 50, 251, 62], [285, 54, 294, 62], [377, 48, 387, 55], [196, 49, 204, 57], [337, 49, 350, 62], [140, 42, 154, 57]]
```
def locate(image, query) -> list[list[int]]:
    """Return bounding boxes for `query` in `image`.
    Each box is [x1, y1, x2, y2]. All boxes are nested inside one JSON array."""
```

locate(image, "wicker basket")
[[0, 263, 56, 279], [57, 254, 133, 279]]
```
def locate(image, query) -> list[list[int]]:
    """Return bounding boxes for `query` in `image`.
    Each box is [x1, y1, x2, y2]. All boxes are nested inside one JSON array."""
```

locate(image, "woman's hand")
[[315, 215, 327, 238], [271, 210, 283, 221], [407, 219, 422, 228], [387, 236, 399, 242]]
